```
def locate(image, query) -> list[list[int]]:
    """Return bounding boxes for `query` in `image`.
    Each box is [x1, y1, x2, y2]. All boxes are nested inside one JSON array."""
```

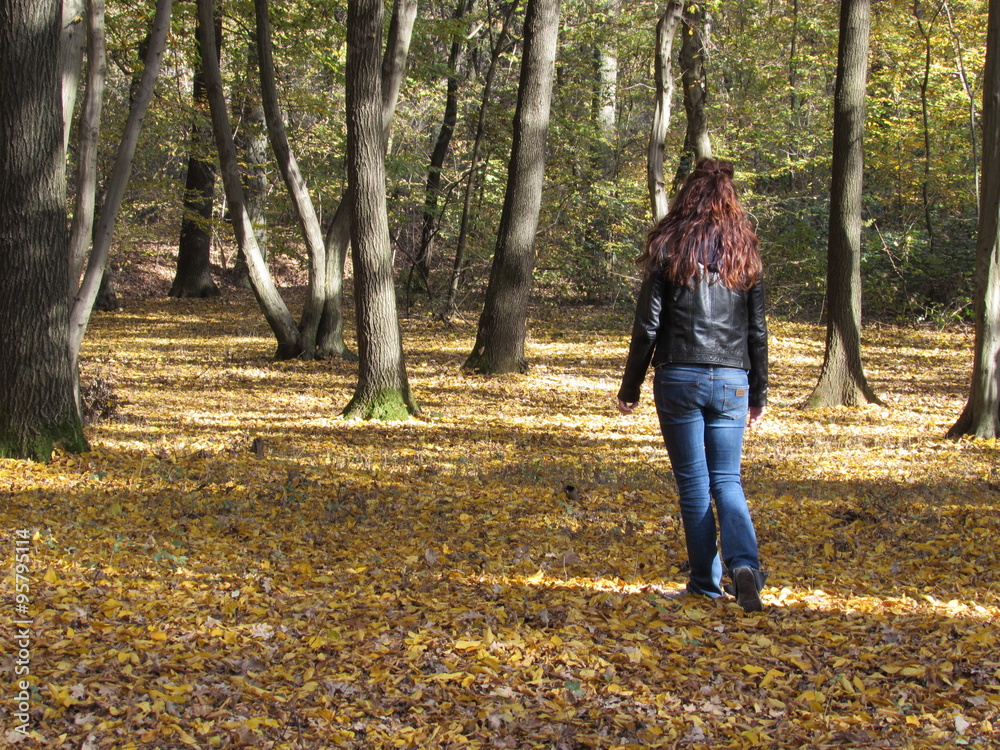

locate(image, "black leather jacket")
[[618, 266, 768, 407]]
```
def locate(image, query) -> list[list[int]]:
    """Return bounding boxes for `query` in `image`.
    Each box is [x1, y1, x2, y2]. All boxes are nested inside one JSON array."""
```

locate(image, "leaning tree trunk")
[[464, 0, 561, 374], [948, 0, 1000, 439], [342, 0, 418, 420], [0, 0, 88, 459], [254, 0, 326, 357], [804, 0, 881, 409], [170, 11, 221, 298], [673, 3, 712, 191], [232, 33, 269, 287], [196, 0, 302, 359], [69, 0, 173, 364], [68, 0, 106, 287], [316, 0, 418, 360], [647, 0, 681, 221]]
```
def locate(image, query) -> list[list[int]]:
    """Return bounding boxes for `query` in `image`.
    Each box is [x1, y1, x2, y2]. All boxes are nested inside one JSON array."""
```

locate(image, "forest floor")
[[2, 291, 998, 749]]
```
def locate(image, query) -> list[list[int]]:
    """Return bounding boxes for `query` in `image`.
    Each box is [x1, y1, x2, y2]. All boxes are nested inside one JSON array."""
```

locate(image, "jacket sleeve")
[[617, 269, 665, 403], [746, 280, 769, 407]]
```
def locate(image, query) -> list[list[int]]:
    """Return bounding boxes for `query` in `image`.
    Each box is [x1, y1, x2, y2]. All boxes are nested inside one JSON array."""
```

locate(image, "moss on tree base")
[[0, 421, 89, 462], [342, 388, 417, 421]]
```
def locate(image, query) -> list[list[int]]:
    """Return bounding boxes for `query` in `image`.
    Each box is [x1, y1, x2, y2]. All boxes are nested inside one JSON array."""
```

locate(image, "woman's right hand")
[[748, 406, 766, 426], [617, 399, 639, 415]]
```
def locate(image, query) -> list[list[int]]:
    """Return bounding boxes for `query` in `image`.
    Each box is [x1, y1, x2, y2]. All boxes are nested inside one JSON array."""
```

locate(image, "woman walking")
[[617, 158, 768, 612]]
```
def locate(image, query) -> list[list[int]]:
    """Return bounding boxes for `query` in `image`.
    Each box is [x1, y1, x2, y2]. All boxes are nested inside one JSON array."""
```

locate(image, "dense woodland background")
[[96, 0, 986, 323]]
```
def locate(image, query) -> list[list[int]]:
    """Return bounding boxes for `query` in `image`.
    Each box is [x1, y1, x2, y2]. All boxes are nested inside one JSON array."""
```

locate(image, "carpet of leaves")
[[2, 295, 998, 749]]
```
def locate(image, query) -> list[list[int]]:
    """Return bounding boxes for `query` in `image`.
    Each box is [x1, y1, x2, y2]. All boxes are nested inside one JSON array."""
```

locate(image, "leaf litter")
[[1, 297, 998, 749]]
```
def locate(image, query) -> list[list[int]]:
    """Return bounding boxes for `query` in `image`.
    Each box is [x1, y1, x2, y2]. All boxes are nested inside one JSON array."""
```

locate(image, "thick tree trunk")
[[416, 0, 474, 293], [69, 0, 173, 364], [647, 0, 682, 220], [949, 0, 1000, 439], [342, 0, 418, 420], [68, 0, 106, 287], [0, 0, 88, 459], [464, 0, 561, 374], [254, 0, 326, 356], [673, 4, 712, 191], [316, 0, 417, 360], [196, 0, 302, 359], [170, 12, 220, 299], [804, 0, 881, 409]]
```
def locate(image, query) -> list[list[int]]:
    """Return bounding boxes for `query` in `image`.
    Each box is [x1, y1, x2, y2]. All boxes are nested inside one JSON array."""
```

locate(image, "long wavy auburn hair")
[[639, 158, 762, 290]]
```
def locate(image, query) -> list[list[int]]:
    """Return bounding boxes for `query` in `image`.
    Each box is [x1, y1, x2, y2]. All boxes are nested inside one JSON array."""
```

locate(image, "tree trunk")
[[0, 0, 88, 459], [232, 34, 269, 287], [948, 0, 1000, 439], [342, 0, 418, 420], [804, 0, 882, 409], [68, 0, 107, 287], [196, 0, 302, 359], [254, 0, 326, 357], [316, 0, 418, 360], [647, 0, 682, 220], [673, 3, 712, 191], [61, 0, 87, 155], [170, 11, 220, 299], [69, 0, 173, 365], [416, 0, 474, 294], [441, 2, 517, 321], [464, 0, 561, 374]]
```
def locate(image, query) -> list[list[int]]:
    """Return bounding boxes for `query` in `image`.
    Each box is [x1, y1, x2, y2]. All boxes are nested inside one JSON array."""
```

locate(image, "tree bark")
[[948, 0, 1000, 438], [464, 0, 561, 374], [441, 2, 516, 321], [647, 0, 682, 220], [416, 0, 474, 294], [0, 0, 88, 459], [804, 0, 882, 409], [61, 0, 87, 155], [196, 0, 302, 359], [68, 0, 107, 287], [673, 3, 712, 191], [232, 33, 270, 286], [316, 0, 418, 360], [342, 0, 418, 420], [170, 11, 220, 299], [69, 0, 173, 365], [254, 0, 326, 356]]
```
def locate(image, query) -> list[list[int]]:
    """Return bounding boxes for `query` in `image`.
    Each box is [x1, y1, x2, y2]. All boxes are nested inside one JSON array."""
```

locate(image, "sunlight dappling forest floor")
[[2, 294, 998, 748]]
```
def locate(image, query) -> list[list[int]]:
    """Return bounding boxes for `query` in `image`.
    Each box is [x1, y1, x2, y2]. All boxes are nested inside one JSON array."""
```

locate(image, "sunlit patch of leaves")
[[1, 296, 998, 749]]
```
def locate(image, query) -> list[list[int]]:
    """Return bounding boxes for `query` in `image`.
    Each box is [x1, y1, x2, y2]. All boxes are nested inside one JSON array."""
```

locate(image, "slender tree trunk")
[[464, 0, 561, 374], [170, 11, 220, 298], [316, 0, 418, 359], [196, 0, 302, 359], [416, 0, 474, 294], [948, 0, 1000, 438], [944, 1, 980, 214], [914, 2, 941, 257], [647, 0, 682, 221], [342, 0, 418, 420], [69, 0, 173, 364], [673, 3, 712, 191], [441, 3, 517, 321], [62, 0, 87, 155], [232, 33, 269, 286], [0, 0, 88, 459], [68, 0, 107, 287], [804, 0, 882, 409], [254, 0, 326, 357]]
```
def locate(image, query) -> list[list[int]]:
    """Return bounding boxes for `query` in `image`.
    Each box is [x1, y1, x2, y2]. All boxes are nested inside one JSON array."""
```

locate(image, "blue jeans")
[[653, 365, 761, 597]]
